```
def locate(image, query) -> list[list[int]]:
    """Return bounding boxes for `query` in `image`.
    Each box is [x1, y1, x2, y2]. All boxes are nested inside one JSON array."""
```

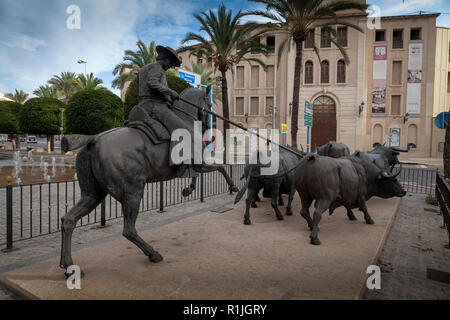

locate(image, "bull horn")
[[391, 147, 408, 152], [381, 164, 402, 179], [407, 143, 416, 150]]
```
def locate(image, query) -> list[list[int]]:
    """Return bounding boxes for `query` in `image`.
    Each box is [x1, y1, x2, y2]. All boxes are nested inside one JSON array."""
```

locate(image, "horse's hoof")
[[244, 220, 251, 225], [276, 216, 284, 221], [230, 186, 239, 193], [182, 188, 191, 198], [348, 215, 357, 221], [251, 203, 257, 208], [286, 211, 293, 216], [149, 252, 163, 263], [310, 238, 321, 245], [365, 218, 375, 225]]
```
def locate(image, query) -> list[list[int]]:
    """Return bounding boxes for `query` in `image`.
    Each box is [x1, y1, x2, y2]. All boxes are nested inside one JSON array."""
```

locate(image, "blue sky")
[[1, 0, 449, 97]]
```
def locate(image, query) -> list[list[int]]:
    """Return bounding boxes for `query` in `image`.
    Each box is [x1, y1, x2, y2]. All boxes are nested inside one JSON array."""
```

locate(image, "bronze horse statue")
[[60, 87, 238, 275]]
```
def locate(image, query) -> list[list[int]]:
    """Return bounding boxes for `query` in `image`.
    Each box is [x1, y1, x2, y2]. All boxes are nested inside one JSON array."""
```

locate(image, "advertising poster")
[[389, 128, 400, 147], [406, 42, 423, 114], [372, 45, 387, 114]]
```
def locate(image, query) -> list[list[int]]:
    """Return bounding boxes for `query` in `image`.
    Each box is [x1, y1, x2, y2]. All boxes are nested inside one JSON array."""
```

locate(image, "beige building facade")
[[170, 10, 449, 158]]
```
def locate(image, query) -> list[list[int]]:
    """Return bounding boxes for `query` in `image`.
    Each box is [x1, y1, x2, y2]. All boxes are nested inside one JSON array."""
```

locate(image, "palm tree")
[[249, 0, 368, 147], [74, 73, 105, 90], [178, 4, 270, 137], [48, 72, 77, 102], [112, 40, 157, 90], [185, 63, 222, 103], [5, 89, 28, 104], [33, 85, 61, 99]]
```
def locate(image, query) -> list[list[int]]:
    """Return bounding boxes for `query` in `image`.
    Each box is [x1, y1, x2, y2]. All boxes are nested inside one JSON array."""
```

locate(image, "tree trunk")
[[444, 118, 450, 177], [290, 40, 303, 149], [47, 134, 51, 153], [50, 134, 55, 152], [221, 70, 230, 162]]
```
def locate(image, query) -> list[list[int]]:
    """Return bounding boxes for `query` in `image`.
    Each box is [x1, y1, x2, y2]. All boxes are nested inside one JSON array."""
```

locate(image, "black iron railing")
[[0, 165, 442, 251], [398, 167, 435, 195], [1, 165, 245, 250], [434, 170, 450, 248]]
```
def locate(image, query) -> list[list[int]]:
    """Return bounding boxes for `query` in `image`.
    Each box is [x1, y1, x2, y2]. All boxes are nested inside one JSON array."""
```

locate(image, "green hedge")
[[66, 89, 124, 135], [124, 71, 191, 119], [19, 98, 65, 135], [0, 101, 22, 133]]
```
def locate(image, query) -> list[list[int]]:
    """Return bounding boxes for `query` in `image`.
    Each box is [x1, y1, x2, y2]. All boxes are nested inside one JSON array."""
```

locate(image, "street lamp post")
[[59, 108, 65, 143], [77, 60, 87, 76]]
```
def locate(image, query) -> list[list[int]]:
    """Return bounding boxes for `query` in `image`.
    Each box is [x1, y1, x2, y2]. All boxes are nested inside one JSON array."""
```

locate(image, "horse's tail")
[[61, 135, 95, 153]]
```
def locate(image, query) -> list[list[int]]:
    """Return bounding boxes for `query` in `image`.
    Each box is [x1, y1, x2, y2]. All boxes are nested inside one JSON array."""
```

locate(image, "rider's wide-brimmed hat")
[[156, 45, 182, 67]]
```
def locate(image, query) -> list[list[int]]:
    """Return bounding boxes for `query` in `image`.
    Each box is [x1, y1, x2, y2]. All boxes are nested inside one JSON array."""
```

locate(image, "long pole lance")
[[177, 97, 305, 158]]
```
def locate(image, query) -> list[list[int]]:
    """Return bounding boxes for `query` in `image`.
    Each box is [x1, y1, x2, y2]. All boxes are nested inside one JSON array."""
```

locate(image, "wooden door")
[[311, 96, 337, 150]]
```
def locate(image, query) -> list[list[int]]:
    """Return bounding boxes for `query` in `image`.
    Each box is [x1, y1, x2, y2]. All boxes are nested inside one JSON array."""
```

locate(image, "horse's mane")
[[172, 87, 209, 131]]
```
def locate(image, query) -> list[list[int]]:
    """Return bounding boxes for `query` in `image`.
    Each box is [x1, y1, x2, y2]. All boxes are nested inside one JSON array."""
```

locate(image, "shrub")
[[66, 89, 124, 135], [19, 98, 65, 135], [0, 101, 22, 133], [425, 194, 438, 206]]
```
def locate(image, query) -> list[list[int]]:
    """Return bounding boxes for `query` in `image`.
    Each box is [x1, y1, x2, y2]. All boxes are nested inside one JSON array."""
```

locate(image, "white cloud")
[[0, 0, 200, 94], [380, 0, 442, 16], [2, 35, 48, 52]]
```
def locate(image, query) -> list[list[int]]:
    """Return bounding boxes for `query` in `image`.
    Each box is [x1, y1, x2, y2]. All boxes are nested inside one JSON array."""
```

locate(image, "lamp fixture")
[[358, 101, 365, 117], [403, 112, 409, 123]]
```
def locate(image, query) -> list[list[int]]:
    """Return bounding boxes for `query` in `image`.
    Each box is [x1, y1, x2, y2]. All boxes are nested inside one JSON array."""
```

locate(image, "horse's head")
[[174, 86, 212, 134]]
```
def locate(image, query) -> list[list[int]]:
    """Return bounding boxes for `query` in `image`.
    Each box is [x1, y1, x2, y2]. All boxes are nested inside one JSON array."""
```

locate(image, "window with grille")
[[375, 30, 385, 42], [251, 66, 259, 88], [391, 95, 401, 115], [305, 61, 313, 84], [321, 29, 331, 48], [305, 29, 315, 48], [266, 36, 275, 53], [251, 37, 261, 54], [392, 61, 402, 85], [337, 60, 345, 83], [236, 66, 244, 88], [321, 61, 329, 83], [337, 27, 348, 47], [266, 65, 274, 87], [236, 97, 244, 115], [250, 97, 259, 115], [393, 29, 403, 49], [410, 28, 421, 40]]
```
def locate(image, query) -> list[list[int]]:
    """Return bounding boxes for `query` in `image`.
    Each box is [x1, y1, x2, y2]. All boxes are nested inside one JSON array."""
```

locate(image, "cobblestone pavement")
[[0, 192, 237, 299], [364, 193, 450, 300]]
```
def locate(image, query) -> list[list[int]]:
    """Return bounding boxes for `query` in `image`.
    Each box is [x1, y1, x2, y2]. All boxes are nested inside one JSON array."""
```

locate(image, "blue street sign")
[[178, 69, 200, 87], [435, 112, 448, 129], [305, 101, 313, 152], [178, 71, 195, 85]]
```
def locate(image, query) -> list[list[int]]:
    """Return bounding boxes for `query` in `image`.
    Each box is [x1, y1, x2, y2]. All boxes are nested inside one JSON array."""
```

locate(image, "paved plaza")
[[0, 191, 401, 299]]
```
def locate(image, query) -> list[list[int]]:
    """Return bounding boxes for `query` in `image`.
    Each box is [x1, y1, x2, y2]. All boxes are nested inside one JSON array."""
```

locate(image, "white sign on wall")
[[406, 42, 423, 114]]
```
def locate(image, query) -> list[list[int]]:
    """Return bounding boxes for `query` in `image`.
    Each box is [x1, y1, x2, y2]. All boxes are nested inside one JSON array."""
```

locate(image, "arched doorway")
[[311, 95, 337, 149]]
